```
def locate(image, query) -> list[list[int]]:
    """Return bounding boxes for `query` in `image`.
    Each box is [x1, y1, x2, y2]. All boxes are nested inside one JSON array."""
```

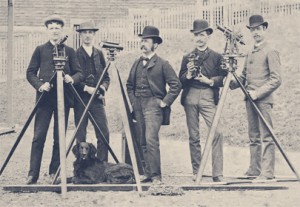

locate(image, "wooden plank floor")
[[1, 183, 289, 193]]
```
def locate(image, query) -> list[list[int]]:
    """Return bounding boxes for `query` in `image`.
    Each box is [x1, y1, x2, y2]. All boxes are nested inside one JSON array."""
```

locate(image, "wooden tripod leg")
[[56, 70, 67, 198], [231, 71, 300, 182], [195, 72, 233, 184], [110, 61, 142, 196], [0, 73, 56, 176]]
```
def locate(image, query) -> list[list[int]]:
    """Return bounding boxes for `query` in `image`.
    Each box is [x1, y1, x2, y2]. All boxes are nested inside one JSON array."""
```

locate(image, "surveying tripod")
[[0, 39, 143, 197], [195, 25, 300, 184]]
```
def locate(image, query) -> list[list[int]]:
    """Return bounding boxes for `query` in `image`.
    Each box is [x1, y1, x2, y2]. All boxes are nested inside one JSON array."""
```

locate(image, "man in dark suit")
[[126, 26, 181, 184], [74, 20, 110, 162], [179, 19, 227, 182], [26, 14, 84, 184]]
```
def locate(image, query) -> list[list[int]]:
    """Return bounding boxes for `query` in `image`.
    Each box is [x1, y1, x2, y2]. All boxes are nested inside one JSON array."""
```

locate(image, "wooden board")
[[1, 184, 288, 193]]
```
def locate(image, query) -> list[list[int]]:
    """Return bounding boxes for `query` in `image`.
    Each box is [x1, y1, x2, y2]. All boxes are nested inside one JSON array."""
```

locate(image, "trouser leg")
[[143, 97, 163, 179], [198, 89, 223, 178], [184, 88, 201, 175], [28, 104, 53, 180], [49, 106, 70, 175], [133, 97, 149, 176], [92, 103, 110, 162], [74, 99, 89, 143], [257, 102, 275, 178], [246, 100, 262, 175]]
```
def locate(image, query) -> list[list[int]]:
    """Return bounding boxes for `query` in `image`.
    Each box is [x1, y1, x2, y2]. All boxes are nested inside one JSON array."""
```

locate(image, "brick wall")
[[0, 0, 197, 27]]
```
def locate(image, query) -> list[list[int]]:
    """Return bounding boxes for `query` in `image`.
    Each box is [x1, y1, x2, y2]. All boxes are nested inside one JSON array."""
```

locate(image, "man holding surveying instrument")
[[179, 19, 227, 182], [26, 14, 84, 184]]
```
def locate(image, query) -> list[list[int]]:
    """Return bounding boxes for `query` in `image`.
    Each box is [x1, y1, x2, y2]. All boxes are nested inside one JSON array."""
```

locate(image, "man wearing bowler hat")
[[74, 20, 111, 162], [179, 19, 227, 182], [26, 14, 84, 184], [230, 15, 281, 180], [126, 26, 181, 184]]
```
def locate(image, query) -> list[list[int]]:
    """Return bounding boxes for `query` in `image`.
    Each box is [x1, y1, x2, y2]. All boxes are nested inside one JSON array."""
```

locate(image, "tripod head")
[[100, 41, 123, 61], [53, 35, 69, 71], [217, 25, 245, 72]]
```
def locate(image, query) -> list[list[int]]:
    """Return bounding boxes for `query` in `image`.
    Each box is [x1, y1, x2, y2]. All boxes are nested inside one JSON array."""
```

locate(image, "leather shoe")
[[152, 177, 162, 185], [212, 176, 223, 182], [26, 176, 37, 185], [140, 175, 152, 183]]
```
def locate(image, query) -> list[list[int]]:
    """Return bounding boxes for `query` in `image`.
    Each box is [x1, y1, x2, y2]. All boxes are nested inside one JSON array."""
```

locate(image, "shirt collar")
[[82, 45, 93, 56], [253, 41, 267, 52], [196, 46, 208, 52], [142, 52, 156, 60]]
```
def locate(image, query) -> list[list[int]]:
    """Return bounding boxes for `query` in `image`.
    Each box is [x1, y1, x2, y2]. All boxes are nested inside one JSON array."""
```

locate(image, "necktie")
[[140, 56, 150, 62]]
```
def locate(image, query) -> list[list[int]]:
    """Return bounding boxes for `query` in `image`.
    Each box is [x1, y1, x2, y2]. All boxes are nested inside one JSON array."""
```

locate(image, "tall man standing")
[[230, 15, 281, 180], [179, 19, 227, 182], [126, 26, 181, 184], [74, 20, 110, 162], [26, 14, 84, 184]]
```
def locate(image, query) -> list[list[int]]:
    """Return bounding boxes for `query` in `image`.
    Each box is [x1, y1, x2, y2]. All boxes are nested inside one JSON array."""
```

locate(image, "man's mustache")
[[140, 45, 147, 50]]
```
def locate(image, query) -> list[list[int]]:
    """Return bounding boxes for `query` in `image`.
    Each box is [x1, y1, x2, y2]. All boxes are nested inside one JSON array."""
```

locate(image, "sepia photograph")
[[0, 0, 300, 206]]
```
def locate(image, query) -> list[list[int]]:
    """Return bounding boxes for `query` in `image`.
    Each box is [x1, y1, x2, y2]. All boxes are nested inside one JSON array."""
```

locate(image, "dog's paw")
[[72, 177, 80, 184]]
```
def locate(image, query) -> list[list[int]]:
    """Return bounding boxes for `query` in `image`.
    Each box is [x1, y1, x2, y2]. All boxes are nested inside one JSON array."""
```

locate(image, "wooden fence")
[[1, 0, 300, 78]]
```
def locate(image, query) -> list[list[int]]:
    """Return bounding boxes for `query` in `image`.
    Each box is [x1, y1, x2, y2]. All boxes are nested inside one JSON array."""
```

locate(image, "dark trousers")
[[74, 95, 110, 162], [133, 96, 163, 179], [28, 101, 70, 181]]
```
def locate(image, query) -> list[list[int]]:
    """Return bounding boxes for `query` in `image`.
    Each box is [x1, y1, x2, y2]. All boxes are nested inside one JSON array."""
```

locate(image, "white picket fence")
[[1, 0, 300, 77]]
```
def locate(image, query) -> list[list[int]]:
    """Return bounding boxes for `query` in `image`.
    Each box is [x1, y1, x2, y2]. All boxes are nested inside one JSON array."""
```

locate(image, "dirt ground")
[[1, 128, 300, 207]]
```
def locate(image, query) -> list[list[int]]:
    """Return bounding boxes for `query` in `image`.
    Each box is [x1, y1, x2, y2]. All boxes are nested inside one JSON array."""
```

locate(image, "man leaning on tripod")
[[230, 15, 282, 181], [26, 14, 84, 184]]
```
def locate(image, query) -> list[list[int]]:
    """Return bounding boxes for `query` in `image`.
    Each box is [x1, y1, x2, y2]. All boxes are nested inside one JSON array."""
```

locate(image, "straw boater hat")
[[246, 15, 268, 29], [76, 20, 99, 32], [44, 14, 65, 27], [138, 26, 163, 44], [190, 19, 213, 35]]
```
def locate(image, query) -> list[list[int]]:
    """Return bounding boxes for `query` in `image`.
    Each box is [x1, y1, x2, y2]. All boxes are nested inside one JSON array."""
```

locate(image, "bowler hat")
[[44, 14, 65, 27], [76, 20, 99, 32], [190, 19, 213, 35], [246, 15, 268, 29], [138, 26, 163, 44]]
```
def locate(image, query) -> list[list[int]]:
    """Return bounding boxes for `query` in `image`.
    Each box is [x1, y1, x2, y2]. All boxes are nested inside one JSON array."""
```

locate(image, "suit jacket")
[[179, 48, 227, 105], [126, 54, 182, 107], [75, 46, 110, 93], [26, 41, 84, 106], [230, 42, 282, 103]]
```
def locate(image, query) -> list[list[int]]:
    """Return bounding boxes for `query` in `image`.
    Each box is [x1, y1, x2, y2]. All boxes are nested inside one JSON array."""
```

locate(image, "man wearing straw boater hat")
[[230, 15, 281, 181], [126, 26, 181, 184], [26, 14, 84, 184], [74, 20, 111, 162], [179, 19, 227, 182]]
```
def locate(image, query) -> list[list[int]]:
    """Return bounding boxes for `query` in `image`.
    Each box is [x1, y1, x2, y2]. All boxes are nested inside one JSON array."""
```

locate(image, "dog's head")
[[72, 142, 97, 161]]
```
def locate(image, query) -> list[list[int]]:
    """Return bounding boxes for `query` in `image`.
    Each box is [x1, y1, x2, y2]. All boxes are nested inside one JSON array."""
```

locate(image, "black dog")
[[72, 142, 135, 184]]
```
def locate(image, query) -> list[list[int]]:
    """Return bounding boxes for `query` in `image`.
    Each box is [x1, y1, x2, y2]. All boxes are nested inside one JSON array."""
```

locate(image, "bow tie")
[[140, 57, 150, 62]]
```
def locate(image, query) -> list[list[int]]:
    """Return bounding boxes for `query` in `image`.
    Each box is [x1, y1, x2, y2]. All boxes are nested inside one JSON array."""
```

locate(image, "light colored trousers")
[[184, 87, 223, 177], [245, 100, 275, 178]]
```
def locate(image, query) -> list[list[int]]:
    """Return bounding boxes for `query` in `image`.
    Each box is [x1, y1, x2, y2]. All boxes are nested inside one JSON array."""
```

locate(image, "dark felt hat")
[[246, 15, 268, 29], [190, 19, 213, 34], [44, 14, 65, 27], [76, 20, 99, 32], [138, 26, 163, 44]]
